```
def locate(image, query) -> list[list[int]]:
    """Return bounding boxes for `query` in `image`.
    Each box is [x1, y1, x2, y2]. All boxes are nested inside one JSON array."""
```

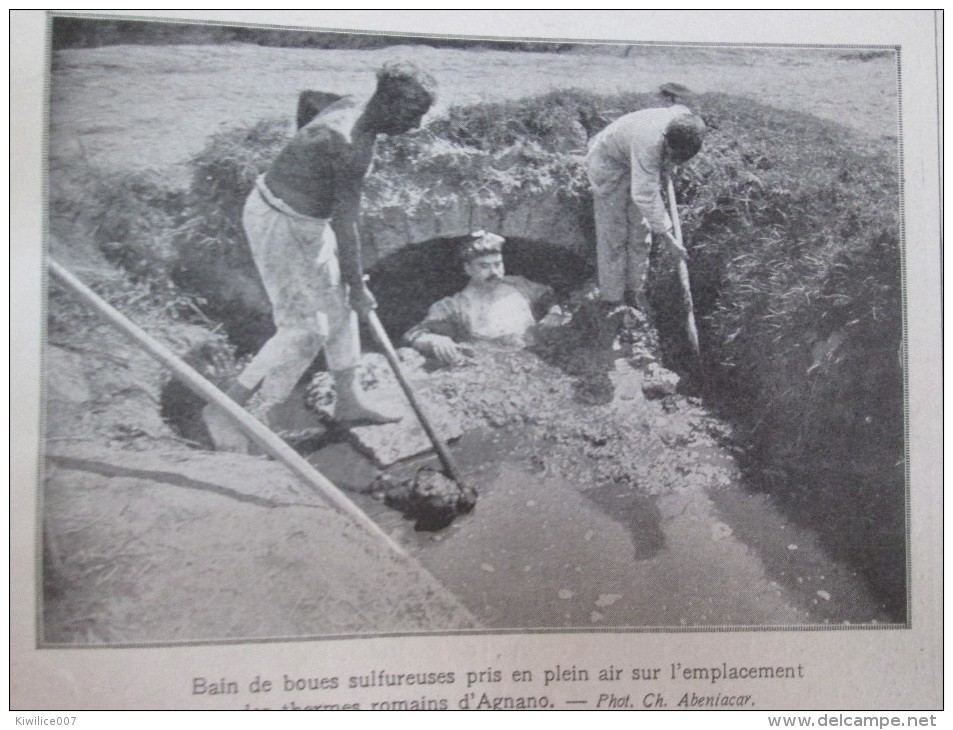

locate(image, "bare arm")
[[404, 297, 471, 365], [331, 142, 377, 314]]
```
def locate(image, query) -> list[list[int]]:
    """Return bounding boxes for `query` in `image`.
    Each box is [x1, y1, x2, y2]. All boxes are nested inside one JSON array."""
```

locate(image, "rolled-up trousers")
[[236, 176, 360, 410]]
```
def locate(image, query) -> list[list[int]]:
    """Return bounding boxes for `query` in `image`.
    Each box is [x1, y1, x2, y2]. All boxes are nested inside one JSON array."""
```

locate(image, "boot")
[[202, 382, 254, 453], [332, 366, 402, 426]]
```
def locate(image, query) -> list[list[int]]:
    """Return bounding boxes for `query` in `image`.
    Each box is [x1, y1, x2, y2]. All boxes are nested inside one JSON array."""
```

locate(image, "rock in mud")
[[641, 362, 680, 400], [306, 354, 463, 466], [347, 388, 464, 466], [376, 468, 477, 532]]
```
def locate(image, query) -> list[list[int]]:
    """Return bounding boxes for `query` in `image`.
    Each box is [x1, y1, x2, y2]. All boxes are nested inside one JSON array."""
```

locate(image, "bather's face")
[[464, 253, 505, 288]]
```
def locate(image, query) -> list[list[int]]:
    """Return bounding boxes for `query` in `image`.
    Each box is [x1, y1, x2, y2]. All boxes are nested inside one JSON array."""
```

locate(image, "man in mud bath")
[[585, 103, 707, 317], [404, 231, 563, 366], [204, 62, 437, 451]]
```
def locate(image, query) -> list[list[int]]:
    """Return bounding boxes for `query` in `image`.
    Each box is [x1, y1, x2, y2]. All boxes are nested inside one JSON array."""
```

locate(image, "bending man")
[[584, 104, 707, 314], [204, 62, 437, 451]]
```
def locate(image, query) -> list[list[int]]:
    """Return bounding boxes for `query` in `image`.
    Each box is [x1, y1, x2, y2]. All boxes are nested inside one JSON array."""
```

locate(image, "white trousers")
[[586, 153, 667, 306], [236, 177, 360, 409]]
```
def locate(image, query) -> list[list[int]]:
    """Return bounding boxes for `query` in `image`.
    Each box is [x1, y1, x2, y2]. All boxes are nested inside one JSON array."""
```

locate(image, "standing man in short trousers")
[[204, 62, 437, 452]]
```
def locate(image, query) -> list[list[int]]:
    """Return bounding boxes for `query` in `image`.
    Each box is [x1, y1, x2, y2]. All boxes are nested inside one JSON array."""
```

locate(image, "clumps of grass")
[[50, 162, 184, 283], [380, 88, 902, 480], [171, 91, 903, 478], [174, 118, 290, 250], [174, 93, 903, 494], [367, 130, 591, 232], [666, 94, 901, 475], [176, 94, 902, 447], [427, 88, 602, 151], [47, 159, 211, 347], [153, 87, 903, 609], [170, 119, 291, 354], [652, 94, 901, 611]]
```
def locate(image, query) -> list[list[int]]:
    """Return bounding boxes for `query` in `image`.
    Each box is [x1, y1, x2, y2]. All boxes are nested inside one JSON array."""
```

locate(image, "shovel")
[[364, 309, 476, 508], [665, 174, 701, 360]]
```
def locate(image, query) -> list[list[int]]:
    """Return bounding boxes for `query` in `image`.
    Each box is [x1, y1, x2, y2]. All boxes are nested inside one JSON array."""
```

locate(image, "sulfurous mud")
[[299, 292, 693, 525], [374, 468, 477, 532]]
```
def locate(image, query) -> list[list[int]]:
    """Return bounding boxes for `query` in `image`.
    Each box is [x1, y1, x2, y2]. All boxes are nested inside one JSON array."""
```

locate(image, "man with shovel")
[[204, 62, 438, 452], [584, 105, 707, 317]]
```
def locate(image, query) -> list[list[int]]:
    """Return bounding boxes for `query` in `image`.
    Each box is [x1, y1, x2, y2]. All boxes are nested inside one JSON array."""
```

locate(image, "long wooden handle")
[[665, 175, 701, 359], [48, 257, 408, 559], [364, 310, 471, 494]]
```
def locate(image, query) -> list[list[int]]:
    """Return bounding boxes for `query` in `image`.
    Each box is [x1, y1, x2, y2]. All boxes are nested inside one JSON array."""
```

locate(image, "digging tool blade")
[[665, 174, 701, 360], [364, 309, 476, 509]]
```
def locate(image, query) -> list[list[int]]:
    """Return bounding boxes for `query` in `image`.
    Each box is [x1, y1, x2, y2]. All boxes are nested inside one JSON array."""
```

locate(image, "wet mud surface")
[[42, 300, 897, 643], [301, 327, 895, 629]]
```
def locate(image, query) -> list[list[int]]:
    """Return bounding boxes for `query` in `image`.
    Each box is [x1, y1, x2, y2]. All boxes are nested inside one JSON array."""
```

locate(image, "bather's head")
[[461, 230, 506, 288]]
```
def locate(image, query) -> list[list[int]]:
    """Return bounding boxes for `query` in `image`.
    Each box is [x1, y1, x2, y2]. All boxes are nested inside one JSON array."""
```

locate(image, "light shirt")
[[464, 284, 537, 342], [586, 104, 691, 233], [403, 275, 553, 348]]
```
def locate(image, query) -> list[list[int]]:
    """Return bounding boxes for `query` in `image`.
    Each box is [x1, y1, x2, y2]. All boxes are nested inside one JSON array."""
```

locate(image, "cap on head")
[[664, 113, 707, 162], [461, 230, 505, 262], [659, 82, 695, 102], [376, 60, 438, 110]]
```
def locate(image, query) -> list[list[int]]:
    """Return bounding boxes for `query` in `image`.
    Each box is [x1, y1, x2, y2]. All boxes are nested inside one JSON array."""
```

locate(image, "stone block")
[[347, 386, 463, 467]]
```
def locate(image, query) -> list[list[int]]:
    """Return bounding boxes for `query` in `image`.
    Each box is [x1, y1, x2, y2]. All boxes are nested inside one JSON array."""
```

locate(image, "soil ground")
[[41, 41, 900, 643], [49, 44, 897, 184]]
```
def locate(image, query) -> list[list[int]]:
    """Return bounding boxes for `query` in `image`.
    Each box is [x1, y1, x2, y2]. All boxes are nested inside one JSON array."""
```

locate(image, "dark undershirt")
[[263, 103, 360, 219]]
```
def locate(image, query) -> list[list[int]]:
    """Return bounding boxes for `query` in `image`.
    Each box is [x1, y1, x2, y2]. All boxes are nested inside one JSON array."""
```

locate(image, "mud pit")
[[143, 236, 894, 635], [295, 327, 891, 629]]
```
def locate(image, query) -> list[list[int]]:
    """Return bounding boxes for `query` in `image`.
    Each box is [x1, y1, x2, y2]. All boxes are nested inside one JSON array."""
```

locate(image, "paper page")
[[10, 10, 943, 714]]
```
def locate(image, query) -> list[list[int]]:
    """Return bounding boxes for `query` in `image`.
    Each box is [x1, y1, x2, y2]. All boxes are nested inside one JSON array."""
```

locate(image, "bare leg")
[[332, 366, 402, 425], [203, 326, 321, 452], [202, 382, 255, 453]]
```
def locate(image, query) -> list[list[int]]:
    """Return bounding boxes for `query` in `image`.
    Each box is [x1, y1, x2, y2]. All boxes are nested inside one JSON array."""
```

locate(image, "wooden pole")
[[665, 175, 701, 359], [364, 310, 474, 500], [48, 257, 408, 559]]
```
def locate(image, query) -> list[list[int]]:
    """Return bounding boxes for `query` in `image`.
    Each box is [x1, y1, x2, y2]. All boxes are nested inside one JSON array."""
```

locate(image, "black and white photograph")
[[12, 9, 942, 711], [38, 11, 911, 640]]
